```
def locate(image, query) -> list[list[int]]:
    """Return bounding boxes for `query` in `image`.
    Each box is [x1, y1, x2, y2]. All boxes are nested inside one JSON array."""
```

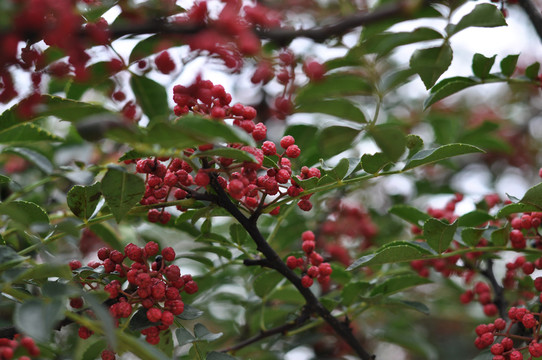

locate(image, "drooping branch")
[[207, 174, 374, 360], [518, 0, 542, 43]]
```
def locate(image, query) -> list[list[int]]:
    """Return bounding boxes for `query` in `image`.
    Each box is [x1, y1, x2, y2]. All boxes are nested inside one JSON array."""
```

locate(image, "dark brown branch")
[[480, 259, 507, 319], [207, 174, 374, 360], [518, 0, 542, 43], [221, 306, 312, 353], [243, 258, 274, 268]]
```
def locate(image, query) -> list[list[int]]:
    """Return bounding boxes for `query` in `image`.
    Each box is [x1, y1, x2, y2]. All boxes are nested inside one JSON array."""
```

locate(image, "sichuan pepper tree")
[[1, 0, 542, 359]]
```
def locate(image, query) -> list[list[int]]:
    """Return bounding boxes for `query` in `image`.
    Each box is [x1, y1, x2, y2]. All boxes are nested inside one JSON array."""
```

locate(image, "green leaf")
[[491, 226, 509, 246], [0, 245, 26, 271], [423, 76, 480, 109], [498, 203, 540, 217], [402, 143, 484, 171], [410, 44, 453, 89], [519, 183, 542, 209], [347, 241, 432, 270], [363, 27, 443, 57], [16, 263, 72, 282], [180, 254, 214, 268], [194, 147, 256, 162], [296, 73, 372, 103], [129, 308, 159, 332], [229, 224, 248, 245], [3, 147, 53, 174], [193, 246, 232, 260], [382, 299, 430, 315], [175, 327, 196, 346], [177, 304, 203, 320], [293, 176, 319, 191], [382, 68, 417, 93], [89, 223, 124, 251], [81, 339, 107, 360], [194, 323, 223, 342], [296, 99, 366, 123], [525, 62, 541, 80], [361, 152, 390, 174], [500, 54, 519, 77], [406, 134, 424, 159], [472, 53, 496, 79], [129, 34, 163, 63], [130, 75, 170, 124], [457, 210, 494, 227], [389, 205, 431, 226], [254, 271, 283, 298], [448, 3, 506, 36], [369, 124, 406, 161], [0, 124, 63, 144], [0, 174, 10, 183], [423, 218, 457, 253], [0, 200, 49, 226], [207, 351, 237, 360], [67, 183, 102, 220], [461, 227, 486, 247], [326, 158, 354, 180], [341, 281, 371, 306], [14, 298, 64, 342], [370, 275, 432, 296], [82, 292, 116, 348], [317, 126, 361, 159], [101, 167, 145, 223]]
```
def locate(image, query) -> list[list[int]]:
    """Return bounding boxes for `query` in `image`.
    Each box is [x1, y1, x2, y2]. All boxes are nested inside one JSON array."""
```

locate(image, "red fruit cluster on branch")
[[286, 231, 333, 288], [70, 242, 197, 355], [0, 335, 40, 360]]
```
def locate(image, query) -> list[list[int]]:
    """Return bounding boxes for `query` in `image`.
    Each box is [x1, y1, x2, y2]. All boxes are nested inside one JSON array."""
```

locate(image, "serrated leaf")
[[448, 3, 506, 36], [347, 241, 432, 270], [194, 323, 223, 342], [293, 176, 319, 191], [389, 205, 431, 226], [472, 53, 496, 79], [175, 327, 196, 346], [328, 158, 351, 179], [500, 54, 519, 77], [525, 62, 541, 80], [370, 275, 431, 296], [0, 123, 63, 144], [171, 115, 255, 147], [296, 99, 366, 123], [0, 200, 49, 226], [101, 167, 145, 223], [14, 298, 64, 342], [497, 203, 540, 217], [177, 304, 203, 320], [424, 76, 479, 109], [195, 147, 256, 162], [402, 143, 483, 171], [363, 27, 443, 57], [361, 152, 390, 174], [457, 210, 494, 227], [369, 124, 406, 161], [3, 146, 53, 174], [131, 75, 170, 124], [254, 271, 283, 298], [296, 73, 372, 103], [67, 183, 102, 220], [318, 126, 360, 159], [410, 44, 453, 89], [423, 218, 457, 253]]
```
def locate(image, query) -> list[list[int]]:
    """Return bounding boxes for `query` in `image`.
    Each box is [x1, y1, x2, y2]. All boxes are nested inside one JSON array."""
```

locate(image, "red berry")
[[70, 297, 84, 309], [144, 241, 159, 257], [483, 303, 498, 316], [195, 170, 210, 187], [252, 123, 266, 141], [78, 326, 93, 339], [147, 308, 162, 323], [303, 60, 326, 81], [184, 280, 198, 294], [154, 51, 176, 74], [302, 241, 315, 254], [162, 247, 176, 262], [297, 199, 312, 211], [286, 256, 297, 269], [301, 275, 313, 288], [307, 266, 319, 278], [529, 341, 542, 357], [301, 231, 315, 241], [69, 260, 82, 270], [510, 350, 523, 360], [280, 135, 295, 149], [494, 318, 506, 330], [161, 310, 174, 326], [97, 247, 111, 261], [101, 349, 116, 360], [261, 141, 276, 156], [522, 313, 537, 328], [490, 343, 504, 355]]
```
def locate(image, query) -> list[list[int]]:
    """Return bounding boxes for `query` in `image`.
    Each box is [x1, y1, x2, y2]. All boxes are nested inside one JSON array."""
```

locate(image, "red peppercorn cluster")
[[474, 308, 542, 359], [128, 78, 322, 222], [0, 335, 40, 360], [70, 242, 198, 356], [459, 281, 499, 316], [507, 212, 542, 250], [286, 231, 333, 288]]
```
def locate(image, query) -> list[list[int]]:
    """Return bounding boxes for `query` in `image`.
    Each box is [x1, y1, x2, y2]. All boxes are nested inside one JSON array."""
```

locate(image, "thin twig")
[[518, 0, 542, 43]]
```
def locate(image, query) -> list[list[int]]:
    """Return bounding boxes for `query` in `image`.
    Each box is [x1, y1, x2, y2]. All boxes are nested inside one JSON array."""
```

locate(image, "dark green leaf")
[[361, 152, 390, 174], [14, 298, 64, 342], [342, 281, 371, 306], [370, 275, 431, 296], [175, 327, 196, 346], [194, 323, 223, 342], [229, 224, 248, 245], [520, 183, 542, 209], [89, 223, 124, 251], [317, 174, 336, 187], [347, 241, 432, 270], [67, 183, 102, 220], [456, 210, 494, 227], [525, 62, 541, 80], [130, 75, 170, 124], [296, 99, 366, 123], [327, 158, 352, 180], [171, 115, 255, 147], [448, 3, 507, 35], [81, 339, 107, 360], [129, 308, 159, 332], [296, 73, 372, 103], [369, 124, 406, 161], [195, 147, 256, 162], [180, 254, 214, 268], [423, 218, 457, 253], [0, 124, 63, 144], [101, 167, 145, 223], [207, 351, 237, 360], [0, 201, 49, 226], [3, 147, 53, 174], [402, 143, 483, 171], [293, 176, 319, 191], [16, 263, 72, 282], [318, 126, 360, 159], [193, 246, 232, 259], [0, 245, 26, 271], [0, 174, 10, 183], [500, 54, 519, 77], [491, 227, 509, 246], [498, 203, 540, 217], [423, 76, 479, 109], [389, 205, 431, 226], [461, 227, 486, 247], [472, 53, 496, 79], [129, 34, 162, 63], [382, 68, 417, 93], [82, 292, 116, 348], [177, 304, 203, 320], [363, 27, 443, 57], [383, 299, 430, 315], [410, 44, 453, 89], [254, 271, 283, 298]]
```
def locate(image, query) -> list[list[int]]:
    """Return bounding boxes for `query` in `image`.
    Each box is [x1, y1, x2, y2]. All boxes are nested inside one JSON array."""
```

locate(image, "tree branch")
[[221, 306, 312, 353], [480, 259, 507, 319], [207, 174, 374, 360], [518, 0, 542, 43]]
